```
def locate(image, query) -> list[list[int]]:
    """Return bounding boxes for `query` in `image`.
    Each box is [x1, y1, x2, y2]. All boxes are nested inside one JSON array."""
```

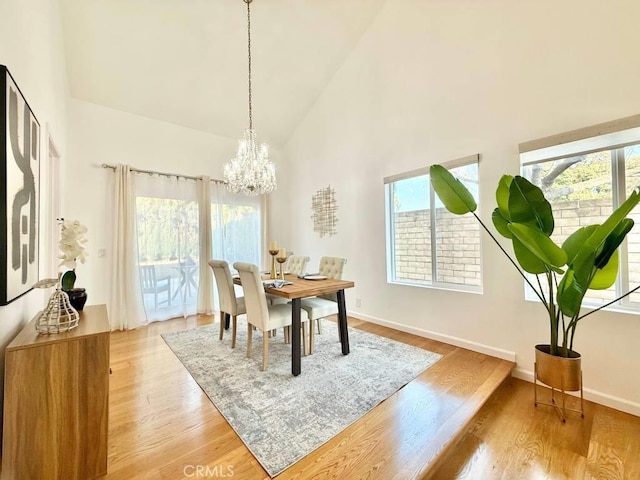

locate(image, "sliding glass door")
[[133, 175, 263, 321]]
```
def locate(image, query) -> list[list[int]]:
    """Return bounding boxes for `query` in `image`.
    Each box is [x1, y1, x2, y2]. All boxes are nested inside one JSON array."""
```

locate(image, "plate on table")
[[305, 275, 328, 280]]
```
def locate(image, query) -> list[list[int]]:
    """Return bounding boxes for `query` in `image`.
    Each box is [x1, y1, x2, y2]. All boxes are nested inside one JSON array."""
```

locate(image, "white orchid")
[[58, 220, 88, 270]]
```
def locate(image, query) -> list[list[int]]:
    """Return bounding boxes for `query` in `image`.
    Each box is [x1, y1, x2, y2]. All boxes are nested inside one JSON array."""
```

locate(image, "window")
[[520, 116, 640, 310], [384, 155, 481, 291]]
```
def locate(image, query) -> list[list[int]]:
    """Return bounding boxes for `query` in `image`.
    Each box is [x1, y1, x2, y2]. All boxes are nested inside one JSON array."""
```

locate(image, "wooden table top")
[[233, 273, 354, 300]]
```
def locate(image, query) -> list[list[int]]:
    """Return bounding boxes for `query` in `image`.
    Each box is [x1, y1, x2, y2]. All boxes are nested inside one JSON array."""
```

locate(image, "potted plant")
[[429, 165, 640, 411], [59, 219, 89, 311]]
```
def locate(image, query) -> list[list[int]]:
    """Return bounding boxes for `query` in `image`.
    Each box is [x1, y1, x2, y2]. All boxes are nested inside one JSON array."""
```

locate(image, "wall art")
[[311, 185, 338, 237], [1, 65, 40, 305]]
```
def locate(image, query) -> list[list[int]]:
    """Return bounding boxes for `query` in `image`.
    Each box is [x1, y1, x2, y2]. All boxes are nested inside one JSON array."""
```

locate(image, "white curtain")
[[197, 176, 213, 314], [135, 174, 199, 321], [211, 182, 262, 266], [210, 182, 262, 309], [109, 164, 147, 331]]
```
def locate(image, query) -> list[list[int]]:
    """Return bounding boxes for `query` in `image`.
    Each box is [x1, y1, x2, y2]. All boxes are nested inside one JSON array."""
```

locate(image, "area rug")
[[162, 319, 442, 477]]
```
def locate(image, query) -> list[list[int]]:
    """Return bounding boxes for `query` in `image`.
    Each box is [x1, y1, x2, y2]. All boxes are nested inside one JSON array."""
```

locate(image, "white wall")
[[273, 0, 640, 415], [65, 99, 283, 307], [0, 0, 69, 414]]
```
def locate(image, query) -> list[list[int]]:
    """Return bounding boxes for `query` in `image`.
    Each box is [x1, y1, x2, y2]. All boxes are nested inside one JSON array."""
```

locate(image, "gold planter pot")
[[534, 344, 584, 422]]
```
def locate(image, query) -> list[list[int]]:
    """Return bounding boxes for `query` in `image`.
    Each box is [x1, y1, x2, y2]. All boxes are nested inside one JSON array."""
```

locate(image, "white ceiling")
[[57, 0, 387, 147]]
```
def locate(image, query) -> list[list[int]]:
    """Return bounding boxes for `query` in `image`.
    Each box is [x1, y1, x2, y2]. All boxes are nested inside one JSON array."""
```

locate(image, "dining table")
[[233, 273, 355, 376]]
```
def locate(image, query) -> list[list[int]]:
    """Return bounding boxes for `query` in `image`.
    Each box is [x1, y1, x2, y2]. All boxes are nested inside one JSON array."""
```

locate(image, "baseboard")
[[512, 367, 640, 418], [349, 311, 517, 362]]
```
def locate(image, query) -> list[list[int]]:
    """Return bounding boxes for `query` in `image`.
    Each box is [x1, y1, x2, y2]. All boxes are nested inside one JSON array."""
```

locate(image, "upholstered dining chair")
[[300, 256, 347, 354], [234, 262, 310, 371], [286, 255, 310, 275], [208, 260, 246, 348]]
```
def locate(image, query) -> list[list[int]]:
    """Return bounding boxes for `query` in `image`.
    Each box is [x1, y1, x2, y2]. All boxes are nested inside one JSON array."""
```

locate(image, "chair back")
[[208, 260, 240, 315], [318, 256, 347, 279], [318, 256, 347, 301], [233, 262, 270, 331], [140, 265, 156, 292], [286, 255, 310, 275]]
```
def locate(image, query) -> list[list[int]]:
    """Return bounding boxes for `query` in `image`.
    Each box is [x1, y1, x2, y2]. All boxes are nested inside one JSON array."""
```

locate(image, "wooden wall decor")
[[311, 185, 338, 237]]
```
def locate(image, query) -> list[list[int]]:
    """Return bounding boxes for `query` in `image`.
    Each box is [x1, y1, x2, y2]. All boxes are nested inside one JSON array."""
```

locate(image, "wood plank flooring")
[[102, 315, 640, 479]]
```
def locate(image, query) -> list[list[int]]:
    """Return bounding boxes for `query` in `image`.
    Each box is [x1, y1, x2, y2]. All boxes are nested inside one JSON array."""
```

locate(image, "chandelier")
[[224, 0, 276, 196]]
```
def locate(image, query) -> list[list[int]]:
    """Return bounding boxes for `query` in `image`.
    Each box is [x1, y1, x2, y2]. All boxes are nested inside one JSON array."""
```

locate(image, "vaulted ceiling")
[[58, 0, 387, 147]]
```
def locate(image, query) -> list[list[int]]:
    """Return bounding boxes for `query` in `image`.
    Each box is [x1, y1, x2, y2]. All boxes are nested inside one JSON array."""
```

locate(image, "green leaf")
[[562, 225, 599, 265], [570, 188, 640, 285], [61, 270, 76, 291], [557, 268, 587, 317], [511, 237, 548, 274], [595, 218, 634, 268], [429, 164, 477, 215], [508, 223, 567, 271], [507, 176, 554, 235], [491, 208, 513, 239], [496, 175, 513, 220], [590, 250, 619, 290], [573, 250, 596, 287]]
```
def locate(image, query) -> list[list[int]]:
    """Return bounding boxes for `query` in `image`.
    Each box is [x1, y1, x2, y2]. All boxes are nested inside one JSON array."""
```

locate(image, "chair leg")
[[219, 311, 225, 340], [302, 321, 308, 356], [247, 323, 253, 357], [317, 318, 323, 334], [283, 326, 289, 344], [309, 319, 315, 355], [262, 331, 269, 371], [231, 316, 237, 349]]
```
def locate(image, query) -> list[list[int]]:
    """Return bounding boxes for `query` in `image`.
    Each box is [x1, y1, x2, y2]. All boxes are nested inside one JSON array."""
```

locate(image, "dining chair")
[[286, 255, 310, 275], [234, 262, 310, 371], [268, 255, 310, 306], [208, 260, 246, 348], [140, 265, 172, 309], [300, 256, 347, 354]]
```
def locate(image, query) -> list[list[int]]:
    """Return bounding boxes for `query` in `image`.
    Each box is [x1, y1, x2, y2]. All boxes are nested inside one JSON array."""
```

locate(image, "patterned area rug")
[[162, 319, 442, 477]]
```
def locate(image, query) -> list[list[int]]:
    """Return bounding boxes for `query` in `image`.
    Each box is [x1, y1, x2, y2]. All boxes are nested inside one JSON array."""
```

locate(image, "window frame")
[[384, 154, 482, 293]]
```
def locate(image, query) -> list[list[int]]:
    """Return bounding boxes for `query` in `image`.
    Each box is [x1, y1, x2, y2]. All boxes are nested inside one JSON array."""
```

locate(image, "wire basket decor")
[[35, 287, 80, 334]]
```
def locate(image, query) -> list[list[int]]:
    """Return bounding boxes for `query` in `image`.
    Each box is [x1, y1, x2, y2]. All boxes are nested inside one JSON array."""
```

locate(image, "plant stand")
[[534, 361, 584, 422]]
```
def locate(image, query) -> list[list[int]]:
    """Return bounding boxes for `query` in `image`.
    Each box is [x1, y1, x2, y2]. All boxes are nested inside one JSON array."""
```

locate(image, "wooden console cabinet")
[[2, 304, 110, 479]]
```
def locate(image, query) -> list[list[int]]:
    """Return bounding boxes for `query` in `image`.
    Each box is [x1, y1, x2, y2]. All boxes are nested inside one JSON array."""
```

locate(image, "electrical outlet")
[[356, 298, 362, 308], [98, 248, 106, 258]]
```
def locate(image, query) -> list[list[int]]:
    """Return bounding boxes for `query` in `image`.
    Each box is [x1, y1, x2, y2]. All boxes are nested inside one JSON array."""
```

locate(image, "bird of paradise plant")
[[430, 164, 640, 358]]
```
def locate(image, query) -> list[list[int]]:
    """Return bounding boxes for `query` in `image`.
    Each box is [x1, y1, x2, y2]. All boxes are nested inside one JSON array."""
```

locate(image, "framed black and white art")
[[1, 65, 40, 305]]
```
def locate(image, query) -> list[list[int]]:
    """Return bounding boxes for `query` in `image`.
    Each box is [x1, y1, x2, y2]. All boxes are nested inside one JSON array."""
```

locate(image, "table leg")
[[337, 289, 349, 355], [292, 298, 301, 376], [225, 313, 230, 330]]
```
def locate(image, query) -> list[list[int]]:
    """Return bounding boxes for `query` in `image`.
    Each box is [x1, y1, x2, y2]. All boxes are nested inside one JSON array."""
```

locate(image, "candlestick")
[[268, 249, 279, 279], [276, 256, 287, 280]]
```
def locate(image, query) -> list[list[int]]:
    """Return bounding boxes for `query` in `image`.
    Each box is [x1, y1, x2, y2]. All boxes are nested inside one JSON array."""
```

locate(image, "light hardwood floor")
[[103, 314, 640, 479]]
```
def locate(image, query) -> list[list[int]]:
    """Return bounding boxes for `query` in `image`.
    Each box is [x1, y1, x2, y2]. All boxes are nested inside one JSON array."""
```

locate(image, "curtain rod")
[[101, 163, 226, 184]]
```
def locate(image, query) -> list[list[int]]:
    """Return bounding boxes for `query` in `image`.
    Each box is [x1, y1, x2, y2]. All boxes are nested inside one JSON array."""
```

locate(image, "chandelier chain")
[[246, 0, 252, 130], [223, 0, 276, 196]]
